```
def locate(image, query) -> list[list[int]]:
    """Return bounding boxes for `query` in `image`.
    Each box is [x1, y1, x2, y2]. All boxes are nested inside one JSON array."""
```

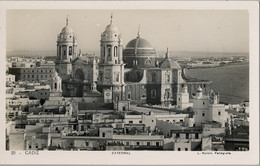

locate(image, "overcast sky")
[[7, 10, 249, 54]]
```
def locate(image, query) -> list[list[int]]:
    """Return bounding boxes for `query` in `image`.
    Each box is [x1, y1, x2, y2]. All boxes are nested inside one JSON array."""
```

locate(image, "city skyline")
[[7, 10, 249, 54]]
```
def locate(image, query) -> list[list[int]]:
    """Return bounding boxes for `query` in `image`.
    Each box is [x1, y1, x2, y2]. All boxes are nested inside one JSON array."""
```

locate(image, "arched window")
[[107, 46, 111, 60], [152, 72, 156, 82], [63, 46, 67, 56], [59, 46, 61, 56], [116, 73, 120, 82], [103, 46, 105, 57], [69, 46, 72, 55], [54, 83, 57, 90], [114, 46, 117, 57], [166, 74, 170, 82]]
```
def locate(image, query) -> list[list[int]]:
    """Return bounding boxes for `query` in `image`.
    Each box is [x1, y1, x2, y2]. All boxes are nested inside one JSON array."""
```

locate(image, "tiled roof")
[[159, 58, 181, 69]]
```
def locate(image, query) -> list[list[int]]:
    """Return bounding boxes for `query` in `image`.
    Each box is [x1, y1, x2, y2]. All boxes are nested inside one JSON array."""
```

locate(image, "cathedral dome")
[[105, 23, 118, 33], [123, 28, 157, 68], [61, 26, 74, 35], [125, 37, 154, 49]]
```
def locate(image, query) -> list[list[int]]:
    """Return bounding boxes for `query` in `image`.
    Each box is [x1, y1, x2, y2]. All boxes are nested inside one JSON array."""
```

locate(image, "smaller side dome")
[[61, 26, 74, 34], [159, 48, 181, 69], [104, 14, 119, 33], [105, 23, 119, 33], [60, 17, 74, 35]]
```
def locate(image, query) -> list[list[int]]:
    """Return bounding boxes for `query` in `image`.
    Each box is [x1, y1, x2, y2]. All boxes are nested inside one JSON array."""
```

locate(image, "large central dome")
[[123, 28, 157, 69], [125, 37, 154, 49]]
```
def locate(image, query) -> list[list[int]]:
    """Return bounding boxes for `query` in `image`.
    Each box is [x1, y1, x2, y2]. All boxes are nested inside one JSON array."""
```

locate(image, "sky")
[[6, 10, 249, 54]]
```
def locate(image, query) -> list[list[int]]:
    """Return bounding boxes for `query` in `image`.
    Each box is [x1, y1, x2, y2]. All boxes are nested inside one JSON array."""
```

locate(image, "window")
[[29, 145, 31, 149], [85, 142, 89, 146], [202, 113, 205, 116], [128, 93, 131, 100], [35, 145, 38, 149], [102, 133, 105, 137], [156, 142, 160, 147], [178, 98, 180, 101], [59, 46, 61, 56], [195, 133, 199, 139], [151, 72, 156, 82], [185, 148, 188, 151], [69, 46, 72, 55], [166, 91, 170, 99], [139, 121, 142, 124], [54, 83, 57, 89], [147, 142, 150, 146], [186, 133, 189, 139], [32, 70, 34, 73], [178, 148, 181, 151], [107, 46, 111, 59], [203, 102, 205, 105], [151, 90, 156, 98], [129, 121, 133, 124], [116, 73, 119, 82], [218, 111, 221, 116], [176, 133, 180, 138], [126, 142, 129, 146], [63, 46, 67, 56], [180, 119, 183, 122], [136, 142, 140, 146], [81, 125, 84, 131], [166, 74, 170, 82], [114, 46, 117, 57]]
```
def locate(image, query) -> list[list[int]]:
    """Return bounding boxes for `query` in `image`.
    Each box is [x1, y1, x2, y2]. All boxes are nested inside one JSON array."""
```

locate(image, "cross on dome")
[[137, 24, 141, 38], [110, 12, 113, 24], [66, 15, 69, 26]]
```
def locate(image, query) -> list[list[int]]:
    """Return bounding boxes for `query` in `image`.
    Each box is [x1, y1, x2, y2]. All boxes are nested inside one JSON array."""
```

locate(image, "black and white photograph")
[[0, 1, 259, 165]]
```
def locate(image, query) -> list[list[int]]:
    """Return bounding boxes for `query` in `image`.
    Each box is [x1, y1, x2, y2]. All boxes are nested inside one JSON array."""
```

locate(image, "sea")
[[186, 63, 249, 104], [7, 50, 249, 104]]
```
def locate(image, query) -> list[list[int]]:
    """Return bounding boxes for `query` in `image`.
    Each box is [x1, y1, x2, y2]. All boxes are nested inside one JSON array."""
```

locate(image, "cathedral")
[[55, 15, 212, 107]]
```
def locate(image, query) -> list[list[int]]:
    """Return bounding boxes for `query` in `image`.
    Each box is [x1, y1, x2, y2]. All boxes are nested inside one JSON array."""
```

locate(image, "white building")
[[193, 86, 229, 127], [177, 85, 193, 110]]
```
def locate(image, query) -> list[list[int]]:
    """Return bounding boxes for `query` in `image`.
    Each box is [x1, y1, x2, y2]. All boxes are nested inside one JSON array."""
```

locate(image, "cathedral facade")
[[55, 16, 212, 107]]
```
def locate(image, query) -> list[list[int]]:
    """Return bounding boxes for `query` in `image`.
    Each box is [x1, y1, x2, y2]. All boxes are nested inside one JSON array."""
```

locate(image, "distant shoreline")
[[185, 61, 249, 70]]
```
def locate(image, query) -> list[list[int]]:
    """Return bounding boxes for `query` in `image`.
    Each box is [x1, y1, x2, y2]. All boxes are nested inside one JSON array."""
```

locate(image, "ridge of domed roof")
[[60, 17, 74, 35], [104, 14, 119, 33], [159, 58, 181, 69], [125, 37, 154, 49], [104, 23, 119, 33], [61, 26, 74, 34], [159, 49, 181, 69]]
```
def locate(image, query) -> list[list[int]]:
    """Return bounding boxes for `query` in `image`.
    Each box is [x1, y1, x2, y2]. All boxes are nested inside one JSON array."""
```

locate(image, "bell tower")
[[55, 17, 78, 80], [98, 14, 125, 103]]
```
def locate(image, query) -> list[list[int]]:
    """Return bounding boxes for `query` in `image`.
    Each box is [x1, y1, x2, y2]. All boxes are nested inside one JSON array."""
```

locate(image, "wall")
[[9, 132, 25, 150], [173, 141, 191, 151], [156, 120, 184, 137]]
